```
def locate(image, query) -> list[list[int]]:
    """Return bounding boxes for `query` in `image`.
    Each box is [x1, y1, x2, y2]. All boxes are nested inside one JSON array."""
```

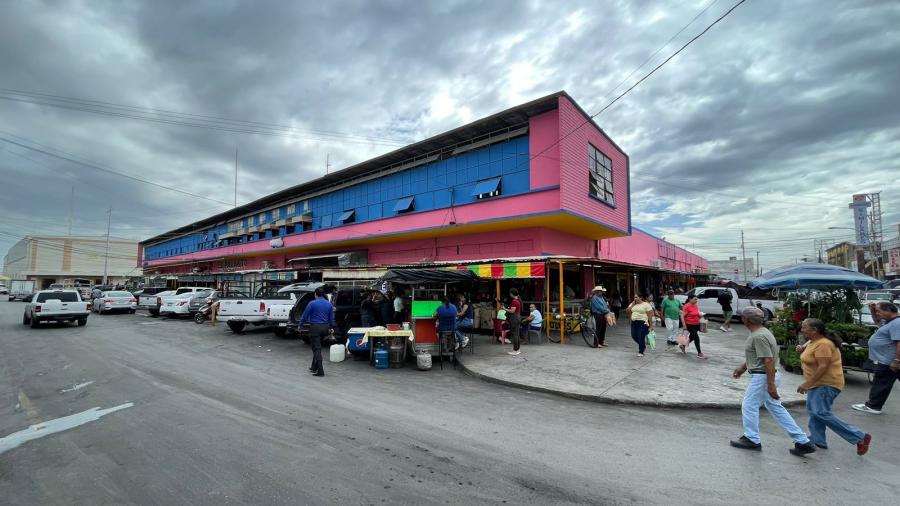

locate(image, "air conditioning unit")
[[269, 237, 284, 249], [651, 259, 662, 268]]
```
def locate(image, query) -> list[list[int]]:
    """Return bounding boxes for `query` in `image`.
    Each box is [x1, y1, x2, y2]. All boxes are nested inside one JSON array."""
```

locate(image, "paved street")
[[1, 301, 898, 506]]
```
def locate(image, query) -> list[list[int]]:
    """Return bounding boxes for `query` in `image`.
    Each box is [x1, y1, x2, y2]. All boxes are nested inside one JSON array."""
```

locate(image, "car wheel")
[[22, 313, 29, 325], [77, 318, 87, 327], [129, 309, 136, 314], [150, 310, 159, 318], [227, 321, 246, 333], [194, 313, 206, 324], [30, 316, 40, 328]]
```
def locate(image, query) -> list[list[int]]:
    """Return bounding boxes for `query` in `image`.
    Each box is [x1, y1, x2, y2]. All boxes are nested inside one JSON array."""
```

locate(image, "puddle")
[[0, 403, 134, 455]]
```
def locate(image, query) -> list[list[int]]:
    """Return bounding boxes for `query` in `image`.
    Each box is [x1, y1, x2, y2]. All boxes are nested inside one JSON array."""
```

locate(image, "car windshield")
[[35, 292, 79, 302], [105, 291, 132, 297]]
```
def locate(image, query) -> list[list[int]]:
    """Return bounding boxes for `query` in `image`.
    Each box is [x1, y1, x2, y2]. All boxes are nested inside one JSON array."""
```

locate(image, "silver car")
[[92, 291, 137, 314]]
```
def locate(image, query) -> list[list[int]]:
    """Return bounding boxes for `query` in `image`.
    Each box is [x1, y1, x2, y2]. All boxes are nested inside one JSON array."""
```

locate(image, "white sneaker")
[[851, 404, 882, 414], [507, 350, 521, 356], [719, 326, 727, 332], [461, 337, 470, 348]]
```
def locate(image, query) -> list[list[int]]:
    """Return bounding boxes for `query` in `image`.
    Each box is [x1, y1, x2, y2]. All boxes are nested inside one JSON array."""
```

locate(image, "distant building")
[[882, 224, 900, 280], [708, 256, 755, 283], [826, 241, 880, 278], [2, 235, 140, 289]]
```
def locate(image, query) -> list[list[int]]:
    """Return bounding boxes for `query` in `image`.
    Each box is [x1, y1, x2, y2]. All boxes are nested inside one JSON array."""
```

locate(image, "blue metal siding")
[[146, 135, 529, 260]]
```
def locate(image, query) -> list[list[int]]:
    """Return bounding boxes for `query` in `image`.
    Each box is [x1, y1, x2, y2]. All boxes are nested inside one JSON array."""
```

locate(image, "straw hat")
[[592, 285, 606, 292]]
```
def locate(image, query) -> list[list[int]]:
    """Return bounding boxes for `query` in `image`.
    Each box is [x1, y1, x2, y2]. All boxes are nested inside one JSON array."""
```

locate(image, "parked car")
[[863, 291, 895, 302], [217, 283, 294, 333], [676, 287, 782, 320], [275, 284, 365, 343], [855, 304, 879, 332], [91, 290, 137, 314], [160, 289, 212, 318], [137, 287, 171, 314], [0, 283, 8, 295], [23, 289, 91, 327], [143, 290, 175, 316]]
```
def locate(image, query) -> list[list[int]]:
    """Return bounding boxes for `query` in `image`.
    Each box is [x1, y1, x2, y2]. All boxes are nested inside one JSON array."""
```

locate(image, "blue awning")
[[472, 177, 501, 196], [339, 210, 356, 222], [394, 196, 415, 213]]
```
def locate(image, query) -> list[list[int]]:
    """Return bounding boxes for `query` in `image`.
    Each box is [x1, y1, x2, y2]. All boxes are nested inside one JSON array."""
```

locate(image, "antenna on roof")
[[326, 153, 331, 174]]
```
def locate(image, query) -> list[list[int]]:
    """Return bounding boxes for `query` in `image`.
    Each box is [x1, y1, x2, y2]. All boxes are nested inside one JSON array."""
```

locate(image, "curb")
[[457, 358, 806, 409]]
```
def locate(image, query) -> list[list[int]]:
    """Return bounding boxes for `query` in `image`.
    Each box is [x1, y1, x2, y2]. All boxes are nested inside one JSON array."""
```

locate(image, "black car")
[[286, 285, 365, 344]]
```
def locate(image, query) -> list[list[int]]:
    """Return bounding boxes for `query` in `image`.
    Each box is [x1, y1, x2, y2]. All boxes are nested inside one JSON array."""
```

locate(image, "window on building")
[[473, 177, 501, 199], [588, 144, 614, 205], [287, 203, 295, 215], [321, 215, 333, 228], [394, 196, 415, 213], [339, 209, 356, 223]]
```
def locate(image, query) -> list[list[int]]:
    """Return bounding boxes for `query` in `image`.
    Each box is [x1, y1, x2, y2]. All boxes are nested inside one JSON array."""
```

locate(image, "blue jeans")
[[741, 372, 809, 445], [456, 318, 473, 344], [807, 385, 864, 447], [631, 321, 648, 353]]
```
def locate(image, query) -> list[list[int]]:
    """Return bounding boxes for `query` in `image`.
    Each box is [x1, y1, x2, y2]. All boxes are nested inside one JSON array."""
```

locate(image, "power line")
[[0, 135, 234, 205], [0, 89, 409, 147]]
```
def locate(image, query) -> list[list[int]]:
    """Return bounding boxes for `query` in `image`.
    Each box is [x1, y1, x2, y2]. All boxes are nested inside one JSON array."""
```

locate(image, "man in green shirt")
[[730, 307, 816, 456], [660, 289, 683, 345]]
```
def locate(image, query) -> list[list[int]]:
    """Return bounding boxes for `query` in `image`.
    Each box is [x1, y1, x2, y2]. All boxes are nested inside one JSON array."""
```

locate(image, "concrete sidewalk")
[[458, 321, 808, 408]]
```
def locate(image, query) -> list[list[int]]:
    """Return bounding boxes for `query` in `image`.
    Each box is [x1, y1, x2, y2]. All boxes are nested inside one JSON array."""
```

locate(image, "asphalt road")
[[1, 302, 897, 506]]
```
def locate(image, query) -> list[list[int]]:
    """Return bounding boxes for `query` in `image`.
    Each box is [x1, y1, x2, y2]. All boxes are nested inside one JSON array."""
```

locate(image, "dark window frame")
[[588, 144, 614, 206]]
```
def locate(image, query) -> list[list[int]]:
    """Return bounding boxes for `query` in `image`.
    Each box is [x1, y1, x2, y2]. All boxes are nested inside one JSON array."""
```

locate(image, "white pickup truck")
[[264, 283, 327, 336], [216, 284, 295, 333], [23, 289, 91, 328], [676, 286, 782, 321]]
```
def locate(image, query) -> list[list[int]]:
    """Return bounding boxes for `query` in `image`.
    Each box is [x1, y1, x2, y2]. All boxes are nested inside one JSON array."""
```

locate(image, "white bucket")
[[329, 344, 346, 362]]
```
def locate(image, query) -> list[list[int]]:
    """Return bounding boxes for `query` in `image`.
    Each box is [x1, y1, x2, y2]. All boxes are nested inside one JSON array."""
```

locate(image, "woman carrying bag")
[[796, 318, 871, 455], [679, 295, 707, 359], [626, 294, 655, 357]]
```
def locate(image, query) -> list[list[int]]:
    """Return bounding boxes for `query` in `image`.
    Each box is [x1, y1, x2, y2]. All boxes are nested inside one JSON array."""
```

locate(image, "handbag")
[[676, 330, 690, 347], [646, 329, 656, 350]]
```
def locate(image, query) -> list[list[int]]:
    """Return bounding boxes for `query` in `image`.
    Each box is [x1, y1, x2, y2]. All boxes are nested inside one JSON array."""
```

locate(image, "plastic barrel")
[[374, 348, 389, 369]]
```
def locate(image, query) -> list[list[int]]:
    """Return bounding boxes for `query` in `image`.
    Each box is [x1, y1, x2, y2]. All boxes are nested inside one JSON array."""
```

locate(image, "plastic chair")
[[492, 318, 509, 344], [438, 331, 458, 370]]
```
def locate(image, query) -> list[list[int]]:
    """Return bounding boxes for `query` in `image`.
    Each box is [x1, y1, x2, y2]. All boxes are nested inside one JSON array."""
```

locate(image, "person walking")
[[610, 293, 623, 319], [506, 288, 523, 356], [796, 318, 871, 454], [298, 287, 336, 378], [626, 294, 654, 357], [717, 290, 734, 332], [661, 290, 683, 345], [590, 286, 610, 348], [851, 302, 900, 415], [680, 295, 706, 359], [730, 307, 816, 456]]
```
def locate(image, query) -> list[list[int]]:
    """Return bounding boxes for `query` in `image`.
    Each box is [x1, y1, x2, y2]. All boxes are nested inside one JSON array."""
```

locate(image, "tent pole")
[[559, 261, 565, 345], [545, 262, 550, 341]]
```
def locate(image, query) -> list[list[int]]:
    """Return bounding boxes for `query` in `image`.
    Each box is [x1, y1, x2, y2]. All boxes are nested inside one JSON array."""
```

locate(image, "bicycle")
[[547, 311, 595, 347]]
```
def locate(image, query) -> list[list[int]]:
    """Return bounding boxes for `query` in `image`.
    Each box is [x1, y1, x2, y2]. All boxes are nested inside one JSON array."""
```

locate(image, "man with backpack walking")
[[718, 289, 734, 332]]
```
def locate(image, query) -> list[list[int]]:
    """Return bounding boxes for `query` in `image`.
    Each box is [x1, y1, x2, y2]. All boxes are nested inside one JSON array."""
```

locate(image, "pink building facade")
[[141, 91, 706, 295]]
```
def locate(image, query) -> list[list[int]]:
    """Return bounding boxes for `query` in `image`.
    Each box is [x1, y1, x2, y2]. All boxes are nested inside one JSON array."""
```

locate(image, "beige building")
[[2, 235, 140, 289], [708, 256, 755, 283]]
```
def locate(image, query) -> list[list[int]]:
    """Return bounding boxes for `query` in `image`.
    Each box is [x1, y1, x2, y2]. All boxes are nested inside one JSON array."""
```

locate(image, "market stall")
[[377, 268, 479, 356]]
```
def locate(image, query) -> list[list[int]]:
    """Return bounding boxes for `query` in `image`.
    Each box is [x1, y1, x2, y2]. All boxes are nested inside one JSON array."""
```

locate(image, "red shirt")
[[682, 303, 701, 325], [509, 298, 522, 316]]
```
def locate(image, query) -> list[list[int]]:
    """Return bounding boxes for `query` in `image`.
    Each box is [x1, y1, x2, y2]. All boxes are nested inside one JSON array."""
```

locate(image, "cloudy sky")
[[1, 0, 898, 274]]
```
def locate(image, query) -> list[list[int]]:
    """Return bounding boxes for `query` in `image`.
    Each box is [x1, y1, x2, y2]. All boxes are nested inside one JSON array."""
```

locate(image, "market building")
[[140, 91, 707, 316], [2, 235, 141, 289]]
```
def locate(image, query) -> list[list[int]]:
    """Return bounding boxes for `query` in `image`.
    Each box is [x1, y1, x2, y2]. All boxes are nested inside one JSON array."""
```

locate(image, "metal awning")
[[393, 196, 415, 213], [472, 177, 501, 196], [287, 252, 355, 263], [258, 222, 277, 231], [322, 268, 387, 280], [339, 210, 356, 223], [291, 214, 313, 224]]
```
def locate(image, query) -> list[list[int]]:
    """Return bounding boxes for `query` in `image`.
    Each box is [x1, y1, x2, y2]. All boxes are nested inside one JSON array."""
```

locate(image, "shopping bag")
[[676, 330, 690, 347], [646, 329, 656, 350], [605, 312, 617, 326], [699, 318, 708, 333]]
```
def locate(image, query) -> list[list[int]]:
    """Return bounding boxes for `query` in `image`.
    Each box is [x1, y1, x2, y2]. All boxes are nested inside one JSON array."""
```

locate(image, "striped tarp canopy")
[[449, 261, 546, 279]]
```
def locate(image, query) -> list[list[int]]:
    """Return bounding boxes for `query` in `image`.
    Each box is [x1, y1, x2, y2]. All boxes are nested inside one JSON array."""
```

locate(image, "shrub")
[[826, 323, 872, 345]]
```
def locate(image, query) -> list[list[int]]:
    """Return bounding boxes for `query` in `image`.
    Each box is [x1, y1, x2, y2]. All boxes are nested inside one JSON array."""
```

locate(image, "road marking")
[[0, 403, 134, 455], [60, 381, 94, 393]]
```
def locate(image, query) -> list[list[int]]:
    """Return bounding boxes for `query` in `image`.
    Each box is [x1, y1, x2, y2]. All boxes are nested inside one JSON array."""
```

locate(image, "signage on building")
[[849, 194, 871, 245], [220, 259, 247, 272]]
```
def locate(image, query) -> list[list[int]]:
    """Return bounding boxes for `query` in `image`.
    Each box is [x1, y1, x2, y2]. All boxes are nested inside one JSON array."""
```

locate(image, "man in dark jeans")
[[506, 288, 523, 356], [852, 302, 900, 415], [590, 286, 610, 348], [299, 287, 336, 377], [717, 290, 734, 332]]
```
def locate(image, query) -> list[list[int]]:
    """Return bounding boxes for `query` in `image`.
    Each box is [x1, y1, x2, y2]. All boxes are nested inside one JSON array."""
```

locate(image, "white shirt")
[[529, 310, 543, 327], [393, 296, 404, 312]]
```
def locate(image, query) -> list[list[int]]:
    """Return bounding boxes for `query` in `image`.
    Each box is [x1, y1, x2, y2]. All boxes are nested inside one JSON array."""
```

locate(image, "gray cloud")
[[1, 0, 898, 271]]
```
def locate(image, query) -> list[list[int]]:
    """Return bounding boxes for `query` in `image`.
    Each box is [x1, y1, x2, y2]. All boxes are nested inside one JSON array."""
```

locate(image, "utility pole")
[[102, 206, 111, 285], [67, 186, 74, 236], [756, 251, 760, 276], [326, 153, 331, 174], [234, 147, 238, 208], [740, 229, 748, 283]]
